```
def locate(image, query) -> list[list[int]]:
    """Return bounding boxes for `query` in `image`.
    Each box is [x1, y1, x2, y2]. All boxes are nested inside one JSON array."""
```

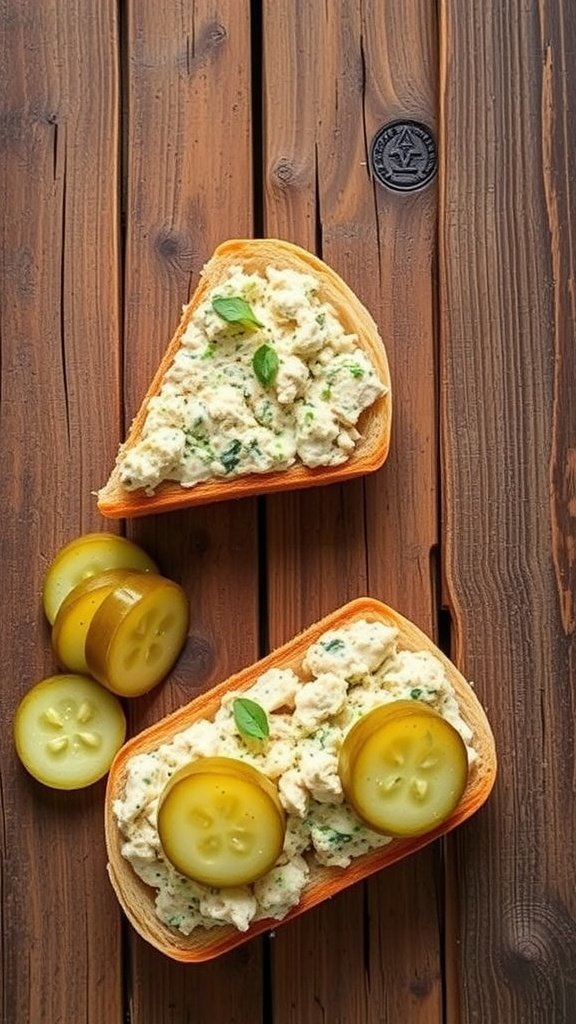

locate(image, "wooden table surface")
[[2, 2, 575, 1022]]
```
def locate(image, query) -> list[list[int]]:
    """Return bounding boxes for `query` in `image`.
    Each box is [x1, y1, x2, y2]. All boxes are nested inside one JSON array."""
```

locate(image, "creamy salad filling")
[[117, 266, 387, 493], [113, 619, 477, 935]]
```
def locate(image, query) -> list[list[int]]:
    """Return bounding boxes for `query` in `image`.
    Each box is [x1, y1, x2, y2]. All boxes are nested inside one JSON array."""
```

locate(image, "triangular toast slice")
[[97, 239, 392, 518]]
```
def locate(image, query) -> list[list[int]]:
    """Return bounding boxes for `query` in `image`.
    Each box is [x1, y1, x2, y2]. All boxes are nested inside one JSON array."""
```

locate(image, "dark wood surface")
[[439, 1, 576, 1021], [1, 1, 574, 1022]]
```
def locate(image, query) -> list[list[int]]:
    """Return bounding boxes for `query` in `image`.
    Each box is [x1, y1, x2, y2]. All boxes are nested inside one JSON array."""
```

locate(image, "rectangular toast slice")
[[105, 598, 496, 961]]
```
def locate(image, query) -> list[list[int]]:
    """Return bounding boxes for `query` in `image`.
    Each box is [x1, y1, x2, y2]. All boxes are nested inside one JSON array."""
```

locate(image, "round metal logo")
[[370, 120, 437, 192]]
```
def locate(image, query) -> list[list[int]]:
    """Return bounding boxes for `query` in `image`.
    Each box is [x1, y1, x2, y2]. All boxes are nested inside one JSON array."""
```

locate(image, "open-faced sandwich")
[[97, 240, 392, 518], [105, 597, 496, 961]]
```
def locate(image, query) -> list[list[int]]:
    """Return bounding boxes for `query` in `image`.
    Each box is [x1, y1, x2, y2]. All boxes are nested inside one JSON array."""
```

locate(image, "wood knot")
[[180, 21, 227, 75], [409, 975, 433, 999], [173, 632, 216, 691], [501, 893, 576, 985], [270, 158, 300, 188], [154, 229, 196, 273], [205, 22, 226, 45], [188, 530, 210, 557]]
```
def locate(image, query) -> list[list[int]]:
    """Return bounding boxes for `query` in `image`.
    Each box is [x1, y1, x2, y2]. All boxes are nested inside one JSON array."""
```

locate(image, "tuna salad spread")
[[117, 266, 387, 494], [113, 618, 477, 935]]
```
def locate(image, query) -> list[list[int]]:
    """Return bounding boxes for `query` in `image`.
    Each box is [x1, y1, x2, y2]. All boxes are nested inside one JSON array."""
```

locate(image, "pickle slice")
[[51, 569, 139, 674], [157, 757, 286, 887], [339, 701, 468, 837], [85, 574, 189, 696], [13, 674, 126, 790], [42, 532, 158, 624]]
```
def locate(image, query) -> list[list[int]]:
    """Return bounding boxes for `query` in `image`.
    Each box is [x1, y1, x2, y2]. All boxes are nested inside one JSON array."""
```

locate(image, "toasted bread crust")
[[105, 597, 496, 962], [97, 239, 392, 518]]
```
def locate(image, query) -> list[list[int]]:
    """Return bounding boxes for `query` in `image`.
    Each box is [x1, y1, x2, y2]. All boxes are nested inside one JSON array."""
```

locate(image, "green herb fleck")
[[348, 363, 364, 379], [321, 386, 332, 400], [321, 638, 345, 653], [316, 824, 352, 846], [256, 399, 273, 426], [410, 688, 423, 700], [202, 342, 217, 359], [212, 295, 264, 329], [312, 726, 329, 749], [304, 410, 314, 425], [315, 312, 326, 327], [220, 439, 242, 473], [233, 697, 270, 742], [252, 344, 279, 388]]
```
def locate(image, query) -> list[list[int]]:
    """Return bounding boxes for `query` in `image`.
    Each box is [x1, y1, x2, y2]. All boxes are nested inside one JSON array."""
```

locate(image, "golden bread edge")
[[105, 597, 497, 962], [97, 240, 392, 518]]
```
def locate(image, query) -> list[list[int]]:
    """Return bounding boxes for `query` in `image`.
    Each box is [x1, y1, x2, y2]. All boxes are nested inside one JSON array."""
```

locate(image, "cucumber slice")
[[339, 701, 468, 837], [42, 532, 158, 624], [157, 757, 286, 887], [85, 574, 189, 696]]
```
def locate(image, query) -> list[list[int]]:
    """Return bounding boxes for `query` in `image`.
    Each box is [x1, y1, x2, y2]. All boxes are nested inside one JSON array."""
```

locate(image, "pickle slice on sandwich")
[[157, 757, 286, 887], [339, 701, 468, 837]]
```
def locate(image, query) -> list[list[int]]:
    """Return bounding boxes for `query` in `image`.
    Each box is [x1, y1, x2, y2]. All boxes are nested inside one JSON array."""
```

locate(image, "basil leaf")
[[233, 697, 269, 741], [212, 295, 264, 329], [252, 344, 279, 388]]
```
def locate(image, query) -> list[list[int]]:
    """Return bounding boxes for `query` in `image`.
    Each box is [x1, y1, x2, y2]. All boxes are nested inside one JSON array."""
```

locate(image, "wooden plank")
[[0, 2, 123, 1023], [439, 0, 576, 1020], [262, 1, 441, 1020], [120, 2, 263, 1020]]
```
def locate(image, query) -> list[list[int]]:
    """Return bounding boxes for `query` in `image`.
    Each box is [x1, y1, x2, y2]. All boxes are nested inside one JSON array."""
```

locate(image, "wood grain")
[[262, 1, 441, 1020], [0, 1, 123, 1022], [119, 2, 263, 1021], [4, 0, 572, 1020], [439, 0, 576, 1020]]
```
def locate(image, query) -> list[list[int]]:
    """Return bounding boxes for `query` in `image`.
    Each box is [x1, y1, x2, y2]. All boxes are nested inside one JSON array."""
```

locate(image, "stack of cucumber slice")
[[14, 532, 189, 790]]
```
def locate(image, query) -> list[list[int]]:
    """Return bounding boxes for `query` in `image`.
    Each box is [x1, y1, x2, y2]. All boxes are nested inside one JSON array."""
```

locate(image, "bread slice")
[[97, 239, 392, 518], [104, 597, 496, 962]]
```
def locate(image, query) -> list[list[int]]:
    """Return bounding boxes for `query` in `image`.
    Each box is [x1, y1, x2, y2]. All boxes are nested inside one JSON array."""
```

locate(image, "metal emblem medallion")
[[370, 120, 437, 192]]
